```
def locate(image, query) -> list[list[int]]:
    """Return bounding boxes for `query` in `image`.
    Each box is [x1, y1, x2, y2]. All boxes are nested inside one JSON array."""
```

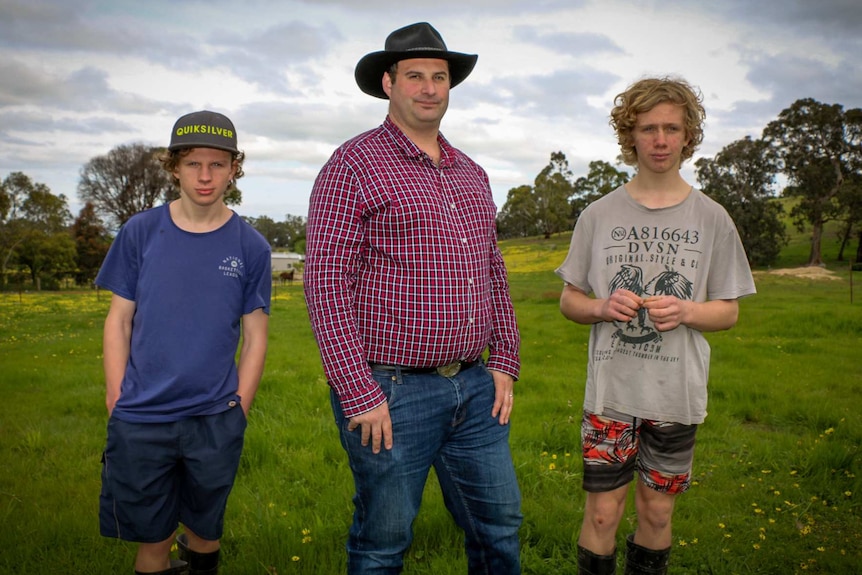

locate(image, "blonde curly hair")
[[610, 77, 705, 167]]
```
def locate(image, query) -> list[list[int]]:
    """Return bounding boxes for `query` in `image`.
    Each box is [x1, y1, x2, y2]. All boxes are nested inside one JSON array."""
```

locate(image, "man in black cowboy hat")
[[305, 22, 523, 574]]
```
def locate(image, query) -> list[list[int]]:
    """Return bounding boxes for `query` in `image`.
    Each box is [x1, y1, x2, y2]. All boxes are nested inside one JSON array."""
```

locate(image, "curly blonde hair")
[[610, 77, 705, 167]]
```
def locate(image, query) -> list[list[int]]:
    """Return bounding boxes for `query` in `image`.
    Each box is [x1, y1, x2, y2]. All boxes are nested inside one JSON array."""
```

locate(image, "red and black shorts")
[[581, 410, 696, 495]]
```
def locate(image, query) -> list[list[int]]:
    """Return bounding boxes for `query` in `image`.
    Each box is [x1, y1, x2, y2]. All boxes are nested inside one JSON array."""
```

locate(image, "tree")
[[571, 160, 630, 219], [695, 136, 788, 267], [835, 175, 862, 263], [72, 202, 112, 286], [245, 214, 307, 251], [15, 229, 76, 290], [1, 172, 72, 287], [497, 185, 539, 239], [763, 99, 862, 266], [282, 214, 307, 252], [77, 143, 174, 229], [0, 176, 10, 221], [1, 172, 35, 283], [0, 172, 74, 289], [22, 184, 72, 231], [497, 155, 627, 239], [245, 215, 284, 247], [533, 151, 575, 238]]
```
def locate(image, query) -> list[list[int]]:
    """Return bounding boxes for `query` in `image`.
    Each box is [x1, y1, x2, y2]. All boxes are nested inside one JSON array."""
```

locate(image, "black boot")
[[135, 559, 188, 574], [624, 534, 670, 575], [577, 545, 617, 575], [176, 533, 220, 575]]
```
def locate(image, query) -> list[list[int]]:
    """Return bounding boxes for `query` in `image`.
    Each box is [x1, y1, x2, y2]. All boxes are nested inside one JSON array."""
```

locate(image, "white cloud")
[[1, 0, 860, 219]]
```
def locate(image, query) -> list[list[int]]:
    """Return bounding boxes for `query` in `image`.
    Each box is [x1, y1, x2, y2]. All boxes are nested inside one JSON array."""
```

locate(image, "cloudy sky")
[[2, 0, 861, 222]]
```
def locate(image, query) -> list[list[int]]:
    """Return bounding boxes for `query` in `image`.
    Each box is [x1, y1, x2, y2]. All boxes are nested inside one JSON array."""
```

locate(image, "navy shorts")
[[100, 403, 247, 542]]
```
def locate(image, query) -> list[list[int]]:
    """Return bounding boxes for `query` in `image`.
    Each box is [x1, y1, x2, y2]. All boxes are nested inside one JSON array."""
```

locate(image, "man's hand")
[[490, 370, 515, 425], [347, 402, 393, 454]]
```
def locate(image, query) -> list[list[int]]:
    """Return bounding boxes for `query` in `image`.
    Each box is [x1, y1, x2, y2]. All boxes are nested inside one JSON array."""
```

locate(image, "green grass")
[[1, 231, 861, 574]]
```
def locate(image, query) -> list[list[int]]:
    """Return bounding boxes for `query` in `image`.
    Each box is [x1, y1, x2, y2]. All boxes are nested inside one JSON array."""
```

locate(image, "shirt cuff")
[[335, 380, 388, 419], [485, 353, 520, 381]]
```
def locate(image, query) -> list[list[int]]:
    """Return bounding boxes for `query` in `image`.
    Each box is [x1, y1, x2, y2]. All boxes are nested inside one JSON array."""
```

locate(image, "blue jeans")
[[331, 362, 522, 574]]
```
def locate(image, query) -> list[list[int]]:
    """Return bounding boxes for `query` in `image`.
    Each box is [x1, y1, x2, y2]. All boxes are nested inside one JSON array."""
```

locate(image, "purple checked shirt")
[[304, 117, 521, 418]]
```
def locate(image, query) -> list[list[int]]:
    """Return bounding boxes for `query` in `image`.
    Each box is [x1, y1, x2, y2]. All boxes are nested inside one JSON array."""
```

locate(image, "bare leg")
[[578, 484, 629, 555], [633, 481, 676, 549], [182, 528, 220, 554], [134, 533, 175, 573]]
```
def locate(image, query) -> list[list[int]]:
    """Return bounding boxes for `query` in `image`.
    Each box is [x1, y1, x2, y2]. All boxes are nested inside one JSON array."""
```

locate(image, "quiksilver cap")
[[169, 110, 239, 153]]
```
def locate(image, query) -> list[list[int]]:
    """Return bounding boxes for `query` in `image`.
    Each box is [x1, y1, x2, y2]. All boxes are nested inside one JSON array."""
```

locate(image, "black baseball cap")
[[168, 110, 239, 153]]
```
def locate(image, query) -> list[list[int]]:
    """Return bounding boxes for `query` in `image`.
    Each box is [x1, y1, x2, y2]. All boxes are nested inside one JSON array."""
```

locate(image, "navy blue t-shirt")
[[96, 204, 271, 423]]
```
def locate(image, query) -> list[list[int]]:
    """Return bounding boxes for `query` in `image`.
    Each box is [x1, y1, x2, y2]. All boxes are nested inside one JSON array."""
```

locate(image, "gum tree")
[[532, 151, 575, 239], [695, 136, 787, 267], [763, 99, 862, 266], [570, 160, 630, 220]]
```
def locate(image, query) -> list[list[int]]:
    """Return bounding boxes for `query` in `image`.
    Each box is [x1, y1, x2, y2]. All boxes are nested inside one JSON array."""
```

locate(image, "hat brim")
[[355, 50, 478, 99], [168, 142, 239, 154]]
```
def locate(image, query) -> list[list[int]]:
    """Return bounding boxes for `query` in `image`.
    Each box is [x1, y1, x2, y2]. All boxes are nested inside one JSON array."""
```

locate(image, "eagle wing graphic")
[[645, 268, 693, 300]]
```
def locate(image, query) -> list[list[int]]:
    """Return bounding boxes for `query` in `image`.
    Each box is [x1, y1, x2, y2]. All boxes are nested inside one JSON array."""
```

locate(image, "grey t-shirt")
[[555, 186, 756, 425]]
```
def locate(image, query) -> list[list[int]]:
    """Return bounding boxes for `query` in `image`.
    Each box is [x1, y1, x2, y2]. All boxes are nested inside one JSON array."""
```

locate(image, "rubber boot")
[[134, 559, 188, 574], [577, 545, 617, 575], [176, 533, 220, 575], [624, 534, 670, 575]]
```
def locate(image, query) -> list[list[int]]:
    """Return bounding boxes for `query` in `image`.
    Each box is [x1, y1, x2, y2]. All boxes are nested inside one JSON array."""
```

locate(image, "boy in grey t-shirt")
[[556, 77, 755, 575]]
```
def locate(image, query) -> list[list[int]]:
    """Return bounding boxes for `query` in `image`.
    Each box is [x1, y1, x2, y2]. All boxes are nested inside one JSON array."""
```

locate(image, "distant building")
[[271, 252, 304, 272]]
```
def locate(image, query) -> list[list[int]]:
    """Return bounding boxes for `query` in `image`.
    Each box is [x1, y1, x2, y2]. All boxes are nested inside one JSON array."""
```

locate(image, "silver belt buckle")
[[436, 362, 461, 378]]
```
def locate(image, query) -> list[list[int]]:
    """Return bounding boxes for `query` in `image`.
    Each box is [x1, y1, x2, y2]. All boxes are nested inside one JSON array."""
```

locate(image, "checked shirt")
[[304, 117, 520, 418]]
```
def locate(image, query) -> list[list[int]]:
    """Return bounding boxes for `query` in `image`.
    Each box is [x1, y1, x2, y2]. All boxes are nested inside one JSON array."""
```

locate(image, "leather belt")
[[369, 360, 479, 378]]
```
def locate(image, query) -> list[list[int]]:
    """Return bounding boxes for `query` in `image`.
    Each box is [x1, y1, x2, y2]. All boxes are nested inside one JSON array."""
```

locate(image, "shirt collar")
[[382, 116, 457, 167]]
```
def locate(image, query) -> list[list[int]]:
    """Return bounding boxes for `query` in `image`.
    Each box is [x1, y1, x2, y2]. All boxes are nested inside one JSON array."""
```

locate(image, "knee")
[[355, 504, 416, 551], [585, 497, 625, 534], [636, 495, 674, 532], [490, 501, 524, 535]]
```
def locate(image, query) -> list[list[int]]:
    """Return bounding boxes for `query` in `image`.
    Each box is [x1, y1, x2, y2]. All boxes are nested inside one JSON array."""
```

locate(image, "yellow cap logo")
[[175, 125, 234, 139]]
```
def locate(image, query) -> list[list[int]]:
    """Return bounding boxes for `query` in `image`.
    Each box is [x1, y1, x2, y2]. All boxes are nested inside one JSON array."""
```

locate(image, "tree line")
[[0, 144, 306, 290], [497, 98, 862, 268], [2, 97, 860, 290]]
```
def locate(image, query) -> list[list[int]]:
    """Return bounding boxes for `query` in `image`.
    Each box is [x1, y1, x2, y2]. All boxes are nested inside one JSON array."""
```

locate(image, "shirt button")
[[461, 238, 468, 244], [450, 203, 456, 209]]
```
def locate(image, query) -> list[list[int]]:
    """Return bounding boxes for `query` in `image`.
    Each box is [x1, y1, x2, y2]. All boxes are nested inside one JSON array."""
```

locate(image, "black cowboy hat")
[[354, 22, 478, 99]]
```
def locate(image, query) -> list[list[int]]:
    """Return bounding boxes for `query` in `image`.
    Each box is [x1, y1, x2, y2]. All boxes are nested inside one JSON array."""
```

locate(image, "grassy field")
[[0, 231, 860, 574]]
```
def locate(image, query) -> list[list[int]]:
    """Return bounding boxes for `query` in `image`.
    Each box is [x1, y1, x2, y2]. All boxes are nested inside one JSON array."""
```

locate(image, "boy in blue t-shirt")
[[96, 111, 271, 575]]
